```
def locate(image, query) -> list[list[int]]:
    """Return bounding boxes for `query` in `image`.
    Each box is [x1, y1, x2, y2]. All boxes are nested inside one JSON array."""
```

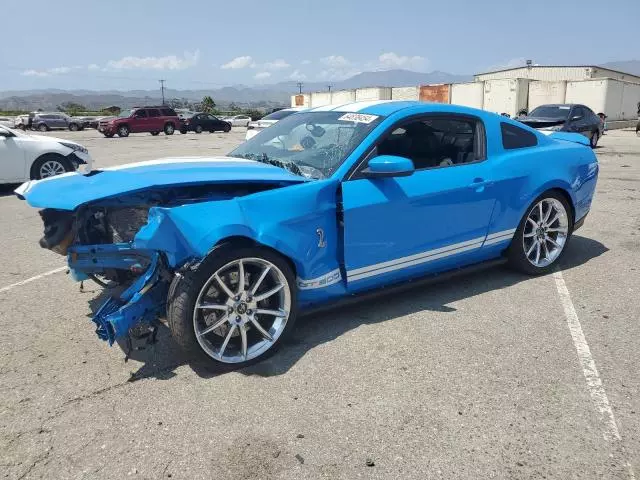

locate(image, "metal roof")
[[475, 64, 640, 79]]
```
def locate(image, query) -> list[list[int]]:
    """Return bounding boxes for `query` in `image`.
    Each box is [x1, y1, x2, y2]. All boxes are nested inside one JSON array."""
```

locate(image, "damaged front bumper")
[[68, 244, 170, 345]]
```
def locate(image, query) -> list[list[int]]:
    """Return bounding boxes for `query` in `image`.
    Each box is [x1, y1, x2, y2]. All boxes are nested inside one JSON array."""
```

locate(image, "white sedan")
[[224, 115, 252, 127], [0, 126, 93, 183], [245, 107, 307, 140]]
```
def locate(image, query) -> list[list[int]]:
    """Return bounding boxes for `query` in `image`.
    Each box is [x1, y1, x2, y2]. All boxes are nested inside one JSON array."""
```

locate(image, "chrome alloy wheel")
[[523, 198, 569, 268], [40, 160, 66, 178], [193, 258, 291, 363]]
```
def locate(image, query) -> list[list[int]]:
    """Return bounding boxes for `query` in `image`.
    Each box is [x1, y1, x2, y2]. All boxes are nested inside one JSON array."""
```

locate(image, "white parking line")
[[553, 269, 636, 479], [0, 266, 67, 294]]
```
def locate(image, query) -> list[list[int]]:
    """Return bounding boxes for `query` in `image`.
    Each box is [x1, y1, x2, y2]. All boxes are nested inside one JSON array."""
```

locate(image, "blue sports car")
[[16, 101, 599, 367]]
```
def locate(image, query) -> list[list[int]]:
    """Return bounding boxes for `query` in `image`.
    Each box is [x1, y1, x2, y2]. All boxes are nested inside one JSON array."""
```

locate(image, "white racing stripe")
[[0, 266, 67, 294], [553, 269, 636, 479]]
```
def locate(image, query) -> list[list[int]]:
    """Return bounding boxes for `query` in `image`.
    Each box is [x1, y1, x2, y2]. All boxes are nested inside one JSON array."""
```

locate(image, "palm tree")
[[201, 96, 216, 113]]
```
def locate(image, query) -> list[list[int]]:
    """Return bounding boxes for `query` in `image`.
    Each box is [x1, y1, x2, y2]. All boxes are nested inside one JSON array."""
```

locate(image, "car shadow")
[[0, 184, 20, 198], [87, 235, 608, 381]]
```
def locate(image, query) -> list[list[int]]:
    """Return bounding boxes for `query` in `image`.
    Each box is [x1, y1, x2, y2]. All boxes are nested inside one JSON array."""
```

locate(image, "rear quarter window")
[[161, 108, 176, 116], [501, 122, 538, 149]]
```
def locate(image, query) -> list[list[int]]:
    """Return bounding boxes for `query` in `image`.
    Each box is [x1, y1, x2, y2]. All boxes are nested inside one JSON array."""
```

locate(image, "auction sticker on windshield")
[[338, 113, 379, 124]]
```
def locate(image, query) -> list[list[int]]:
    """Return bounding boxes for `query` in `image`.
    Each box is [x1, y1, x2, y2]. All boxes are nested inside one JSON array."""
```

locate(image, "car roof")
[[308, 100, 493, 117]]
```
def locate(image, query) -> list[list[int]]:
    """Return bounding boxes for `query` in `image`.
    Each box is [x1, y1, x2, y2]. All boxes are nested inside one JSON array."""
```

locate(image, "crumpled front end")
[[27, 177, 299, 347], [68, 245, 168, 344]]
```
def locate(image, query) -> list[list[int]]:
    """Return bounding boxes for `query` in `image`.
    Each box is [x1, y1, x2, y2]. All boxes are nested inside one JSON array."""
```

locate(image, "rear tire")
[[38, 123, 48, 132], [164, 123, 175, 135], [150, 131, 160, 136], [224, 124, 231, 133], [507, 191, 573, 275], [117, 125, 130, 137], [167, 244, 298, 369]]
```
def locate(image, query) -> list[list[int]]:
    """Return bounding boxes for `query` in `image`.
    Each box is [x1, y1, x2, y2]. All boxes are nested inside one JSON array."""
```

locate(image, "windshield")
[[118, 109, 133, 118], [262, 109, 299, 121], [528, 105, 571, 119], [228, 111, 383, 179]]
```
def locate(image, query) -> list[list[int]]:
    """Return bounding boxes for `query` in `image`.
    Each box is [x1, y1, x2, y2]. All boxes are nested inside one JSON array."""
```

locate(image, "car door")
[[568, 106, 590, 138], [130, 109, 148, 133], [147, 109, 161, 131], [208, 114, 222, 130], [0, 128, 27, 182], [341, 114, 497, 291]]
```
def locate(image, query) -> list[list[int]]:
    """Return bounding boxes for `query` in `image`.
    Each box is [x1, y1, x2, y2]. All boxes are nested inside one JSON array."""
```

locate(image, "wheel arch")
[[212, 235, 299, 277]]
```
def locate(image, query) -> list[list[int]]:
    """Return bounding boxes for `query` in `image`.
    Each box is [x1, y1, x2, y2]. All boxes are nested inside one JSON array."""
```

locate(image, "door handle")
[[469, 177, 489, 192]]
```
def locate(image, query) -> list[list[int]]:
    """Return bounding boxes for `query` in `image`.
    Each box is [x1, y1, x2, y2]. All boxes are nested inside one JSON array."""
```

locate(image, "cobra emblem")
[[316, 228, 326, 248]]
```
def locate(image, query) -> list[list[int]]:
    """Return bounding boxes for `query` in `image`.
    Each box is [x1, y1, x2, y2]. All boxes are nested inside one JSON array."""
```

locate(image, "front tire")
[[195, 125, 203, 134], [117, 125, 130, 137], [68, 123, 79, 131], [168, 244, 298, 368], [507, 191, 573, 275], [31, 154, 72, 180]]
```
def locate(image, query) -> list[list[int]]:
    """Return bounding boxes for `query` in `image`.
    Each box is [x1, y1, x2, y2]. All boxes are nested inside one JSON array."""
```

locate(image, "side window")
[[148, 109, 160, 117], [134, 109, 147, 118], [374, 116, 482, 170], [571, 106, 585, 119], [500, 122, 537, 149], [208, 115, 218, 120], [161, 108, 176, 116]]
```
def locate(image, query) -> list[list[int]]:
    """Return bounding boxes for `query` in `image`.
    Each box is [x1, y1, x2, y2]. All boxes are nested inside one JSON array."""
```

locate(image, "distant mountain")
[[333, 69, 472, 89], [0, 69, 472, 111], [600, 60, 640, 76]]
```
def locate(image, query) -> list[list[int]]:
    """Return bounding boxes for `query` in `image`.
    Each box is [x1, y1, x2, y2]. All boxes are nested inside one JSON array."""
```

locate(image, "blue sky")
[[2, 0, 638, 91]]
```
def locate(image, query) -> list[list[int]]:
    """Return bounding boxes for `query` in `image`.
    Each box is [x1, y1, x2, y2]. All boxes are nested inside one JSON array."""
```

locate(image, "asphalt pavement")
[[0, 128, 638, 479]]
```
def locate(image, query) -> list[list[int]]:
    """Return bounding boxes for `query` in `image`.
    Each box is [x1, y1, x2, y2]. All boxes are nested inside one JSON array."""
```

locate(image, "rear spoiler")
[[548, 132, 590, 147]]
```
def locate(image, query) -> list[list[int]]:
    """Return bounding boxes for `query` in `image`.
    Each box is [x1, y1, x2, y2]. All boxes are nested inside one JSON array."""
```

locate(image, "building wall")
[[331, 89, 356, 104], [392, 86, 419, 101], [291, 94, 311, 108], [483, 79, 529, 117], [450, 82, 484, 109], [475, 66, 640, 85], [419, 84, 450, 103], [355, 87, 392, 102], [310, 92, 332, 108], [475, 67, 592, 82], [564, 78, 640, 121], [528, 81, 567, 111]]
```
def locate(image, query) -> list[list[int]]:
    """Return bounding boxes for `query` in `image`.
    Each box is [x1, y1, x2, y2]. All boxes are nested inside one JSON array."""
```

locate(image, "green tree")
[[201, 96, 216, 113]]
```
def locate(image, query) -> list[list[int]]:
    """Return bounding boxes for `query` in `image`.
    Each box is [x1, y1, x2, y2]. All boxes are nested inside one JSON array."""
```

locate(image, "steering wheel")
[[300, 136, 316, 149]]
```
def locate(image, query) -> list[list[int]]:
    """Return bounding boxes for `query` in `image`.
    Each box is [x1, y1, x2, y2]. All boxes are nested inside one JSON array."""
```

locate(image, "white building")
[[474, 65, 640, 84]]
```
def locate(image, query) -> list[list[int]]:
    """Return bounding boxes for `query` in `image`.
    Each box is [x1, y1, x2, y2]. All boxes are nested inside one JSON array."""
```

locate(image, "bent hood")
[[15, 156, 307, 210]]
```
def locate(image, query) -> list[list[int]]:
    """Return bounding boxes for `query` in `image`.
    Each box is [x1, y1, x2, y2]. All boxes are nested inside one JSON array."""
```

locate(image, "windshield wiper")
[[231, 152, 304, 177]]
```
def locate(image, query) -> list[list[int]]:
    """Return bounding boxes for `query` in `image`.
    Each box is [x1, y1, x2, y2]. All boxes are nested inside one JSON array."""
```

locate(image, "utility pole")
[[159, 79, 166, 105], [327, 84, 333, 92], [296, 82, 303, 94]]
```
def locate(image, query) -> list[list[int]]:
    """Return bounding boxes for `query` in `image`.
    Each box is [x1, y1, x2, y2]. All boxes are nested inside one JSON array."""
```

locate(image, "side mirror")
[[362, 155, 415, 178]]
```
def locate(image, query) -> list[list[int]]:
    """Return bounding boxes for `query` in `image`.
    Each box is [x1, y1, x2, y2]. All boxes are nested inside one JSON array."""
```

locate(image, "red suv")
[[99, 106, 180, 138]]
